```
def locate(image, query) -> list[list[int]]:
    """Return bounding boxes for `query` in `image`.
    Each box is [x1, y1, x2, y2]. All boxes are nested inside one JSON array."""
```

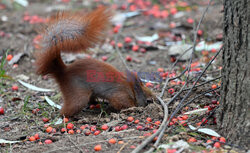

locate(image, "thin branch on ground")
[[169, 46, 222, 123], [135, 1, 214, 152], [159, 47, 192, 98], [117, 140, 131, 153], [131, 96, 168, 153], [113, 4, 132, 72], [45, 136, 143, 153], [183, 76, 221, 91], [181, 86, 220, 108]]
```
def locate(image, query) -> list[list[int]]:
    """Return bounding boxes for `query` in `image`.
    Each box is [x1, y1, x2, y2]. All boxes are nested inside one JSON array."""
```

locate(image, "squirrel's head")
[[127, 72, 155, 107]]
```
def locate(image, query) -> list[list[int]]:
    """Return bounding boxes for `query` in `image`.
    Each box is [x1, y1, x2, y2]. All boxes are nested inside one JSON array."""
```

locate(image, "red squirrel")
[[35, 7, 153, 117]]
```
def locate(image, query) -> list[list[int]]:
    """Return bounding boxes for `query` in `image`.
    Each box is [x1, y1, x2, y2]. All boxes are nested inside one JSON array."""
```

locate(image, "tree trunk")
[[217, 0, 250, 149]]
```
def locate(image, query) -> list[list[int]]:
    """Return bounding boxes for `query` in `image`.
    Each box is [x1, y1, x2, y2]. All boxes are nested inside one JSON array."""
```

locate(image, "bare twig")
[[131, 96, 168, 153], [117, 140, 131, 153], [183, 76, 221, 91], [160, 47, 192, 98], [169, 47, 222, 123], [113, 5, 132, 72], [140, 1, 214, 153], [181, 86, 220, 108], [45, 136, 143, 153]]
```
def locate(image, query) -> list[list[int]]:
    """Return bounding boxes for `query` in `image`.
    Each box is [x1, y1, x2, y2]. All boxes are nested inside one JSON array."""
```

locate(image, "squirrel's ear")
[[127, 72, 147, 107]]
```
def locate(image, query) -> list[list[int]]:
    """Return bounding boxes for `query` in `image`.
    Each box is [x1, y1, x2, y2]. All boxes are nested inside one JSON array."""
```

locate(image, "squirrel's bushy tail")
[[35, 7, 112, 76]]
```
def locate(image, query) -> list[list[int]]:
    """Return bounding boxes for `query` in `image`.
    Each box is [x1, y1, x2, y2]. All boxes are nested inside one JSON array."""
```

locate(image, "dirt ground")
[[1, 0, 243, 153]]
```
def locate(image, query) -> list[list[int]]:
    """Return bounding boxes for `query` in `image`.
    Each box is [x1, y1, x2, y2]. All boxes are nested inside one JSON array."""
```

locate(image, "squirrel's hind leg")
[[60, 89, 92, 117]]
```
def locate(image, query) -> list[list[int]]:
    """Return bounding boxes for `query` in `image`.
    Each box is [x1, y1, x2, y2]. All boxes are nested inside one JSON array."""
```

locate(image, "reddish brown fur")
[[35, 7, 154, 117]]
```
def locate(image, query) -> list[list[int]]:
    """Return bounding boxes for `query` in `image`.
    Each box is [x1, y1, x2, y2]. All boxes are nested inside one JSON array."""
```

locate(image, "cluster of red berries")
[[23, 13, 47, 24]]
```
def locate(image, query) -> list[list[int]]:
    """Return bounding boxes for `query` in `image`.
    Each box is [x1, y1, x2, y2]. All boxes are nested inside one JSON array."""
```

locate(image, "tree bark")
[[217, 0, 250, 149]]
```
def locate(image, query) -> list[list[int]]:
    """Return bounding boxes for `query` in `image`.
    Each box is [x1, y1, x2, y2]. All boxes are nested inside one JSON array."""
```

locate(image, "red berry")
[[180, 121, 187, 126], [108, 138, 116, 144], [101, 124, 108, 131], [124, 37, 132, 43], [12, 85, 18, 91], [169, 122, 174, 126], [211, 99, 217, 104], [34, 134, 40, 140], [6, 54, 13, 61], [219, 137, 226, 143], [182, 115, 188, 120], [46, 127, 53, 133], [29, 136, 36, 141], [121, 124, 128, 130], [188, 137, 197, 143], [42, 117, 49, 123], [214, 142, 221, 148], [63, 117, 69, 123], [206, 140, 212, 143], [154, 121, 161, 125], [126, 55, 132, 61], [145, 82, 153, 87], [114, 126, 121, 132], [94, 144, 102, 151], [89, 105, 95, 109], [44, 139, 52, 144], [211, 48, 217, 53], [84, 130, 91, 136], [61, 128, 66, 133], [172, 118, 178, 122], [67, 123, 74, 129], [146, 117, 152, 122], [144, 132, 152, 137], [196, 122, 202, 126], [90, 125, 96, 132], [169, 22, 176, 28], [202, 118, 208, 124], [68, 129, 74, 134], [76, 129, 81, 133], [118, 141, 124, 144], [130, 145, 136, 149], [101, 56, 108, 61], [211, 136, 218, 140], [167, 149, 177, 153], [211, 84, 217, 89], [127, 116, 134, 122], [136, 125, 143, 130], [0, 107, 4, 115], [80, 125, 87, 130], [187, 18, 194, 24], [32, 108, 40, 114], [168, 88, 175, 94], [110, 40, 115, 46], [94, 130, 101, 135], [157, 68, 164, 72], [161, 10, 169, 18], [134, 119, 139, 124], [113, 26, 120, 33], [95, 104, 101, 109], [132, 45, 139, 52], [117, 42, 123, 48], [197, 30, 203, 36], [140, 48, 146, 53], [13, 64, 18, 68], [170, 8, 177, 15]]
